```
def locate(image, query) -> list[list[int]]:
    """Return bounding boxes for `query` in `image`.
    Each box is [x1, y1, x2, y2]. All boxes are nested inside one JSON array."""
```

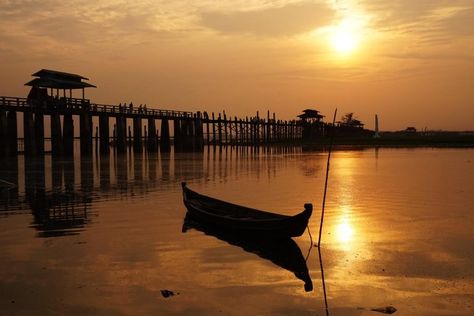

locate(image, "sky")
[[0, 0, 473, 131]]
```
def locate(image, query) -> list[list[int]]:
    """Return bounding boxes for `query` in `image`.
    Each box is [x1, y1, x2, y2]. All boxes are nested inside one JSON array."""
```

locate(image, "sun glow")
[[329, 19, 361, 54]]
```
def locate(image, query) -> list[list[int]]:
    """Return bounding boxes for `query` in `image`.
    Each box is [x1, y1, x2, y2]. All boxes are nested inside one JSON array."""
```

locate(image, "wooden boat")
[[181, 182, 312, 238]]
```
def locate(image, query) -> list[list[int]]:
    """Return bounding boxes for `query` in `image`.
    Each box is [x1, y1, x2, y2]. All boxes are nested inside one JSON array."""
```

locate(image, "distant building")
[[298, 109, 325, 140], [297, 109, 324, 123], [373, 114, 380, 138], [405, 127, 417, 133]]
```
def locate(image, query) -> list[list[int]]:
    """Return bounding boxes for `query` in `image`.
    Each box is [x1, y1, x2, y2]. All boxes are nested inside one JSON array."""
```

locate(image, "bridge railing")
[[0, 96, 29, 107], [1, 95, 194, 118], [90, 103, 193, 118]]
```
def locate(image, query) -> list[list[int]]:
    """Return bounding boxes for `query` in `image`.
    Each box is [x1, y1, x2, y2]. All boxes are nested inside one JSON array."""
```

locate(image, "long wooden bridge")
[[0, 95, 304, 157]]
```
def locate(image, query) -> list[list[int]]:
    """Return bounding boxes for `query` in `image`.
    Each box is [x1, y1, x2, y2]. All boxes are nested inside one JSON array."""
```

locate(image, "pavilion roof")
[[32, 69, 90, 80], [25, 69, 96, 89], [298, 109, 324, 119]]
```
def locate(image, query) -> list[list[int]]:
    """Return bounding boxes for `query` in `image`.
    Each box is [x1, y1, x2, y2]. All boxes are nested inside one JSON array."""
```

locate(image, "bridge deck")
[[0, 96, 194, 119]]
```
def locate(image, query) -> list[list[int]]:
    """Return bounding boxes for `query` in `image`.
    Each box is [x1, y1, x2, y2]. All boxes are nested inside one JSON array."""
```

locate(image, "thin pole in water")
[[317, 108, 337, 247]]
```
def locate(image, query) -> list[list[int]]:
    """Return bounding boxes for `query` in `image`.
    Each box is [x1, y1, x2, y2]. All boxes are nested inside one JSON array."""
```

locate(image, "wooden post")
[[51, 112, 62, 156], [206, 118, 210, 145], [63, 113, 74, 156], [133, 116, 142, 153], [185, 118, 194, 151], [234, 117, 239, 146], [34, 112, 45, 155], [160, 118, 170, 152], [23, 111, 35, 156], [245, 117, 249, 145], [99, 114, 109, 155], [173, 119, 182, 152], [266, 111, 271, 143], [217, 113, 222, 146], [256, 112, 260, 146], [147, 118, 157, 152], [239, 119, 243, 146], [0, 109, 6, 158], [116, 116, 126, 153], [194, 117, 204, 151], [223, 113, 228, 145], [212, 112, 216, 146], [6, 111, 17, 156], [80, 111, 92, 155]]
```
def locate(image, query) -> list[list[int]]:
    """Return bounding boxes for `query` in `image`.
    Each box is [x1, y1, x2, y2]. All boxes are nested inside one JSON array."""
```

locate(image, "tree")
[[340, 112, 363, 128]]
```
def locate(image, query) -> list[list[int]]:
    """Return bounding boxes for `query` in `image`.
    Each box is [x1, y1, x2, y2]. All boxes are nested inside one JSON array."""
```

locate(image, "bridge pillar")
[[133, 116, 142, 153], [34, 112, 45, 155], [99, 114, 109, 155], [194, 117, 204, 151], [147, 118, 157, 152], [80, 112, 92, 155], [6, 111, 17, 156], [173, 119, 182, 152], [0, 109, 6, 158], [212, 112, 216, 146], [183, 118, 194, 151], [217, 114, 222, 146], [23, 110, 35, 156], [63, 113, 74, 156], [51, 112, 63, 156], [160, 118, 170, 152], [116, 116, 127, 153]]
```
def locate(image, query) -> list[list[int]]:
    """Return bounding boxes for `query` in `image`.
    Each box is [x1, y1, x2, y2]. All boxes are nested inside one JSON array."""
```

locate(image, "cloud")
[[27, 16, 95, 43], [362, 0, 474, 37], [438, 7, 474, 37], [199, 2, 335, 37]]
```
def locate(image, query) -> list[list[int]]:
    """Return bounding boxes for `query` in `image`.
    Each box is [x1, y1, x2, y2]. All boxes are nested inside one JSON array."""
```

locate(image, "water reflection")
[[0, 147, 472, 315], [335, 206, 355, 251], [182, 213, 314, 292], [0, 146, 301, 238]]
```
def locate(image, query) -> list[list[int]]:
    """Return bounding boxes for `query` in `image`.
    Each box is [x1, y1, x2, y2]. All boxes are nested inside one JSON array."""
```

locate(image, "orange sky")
[[1, 0, 473, 130]]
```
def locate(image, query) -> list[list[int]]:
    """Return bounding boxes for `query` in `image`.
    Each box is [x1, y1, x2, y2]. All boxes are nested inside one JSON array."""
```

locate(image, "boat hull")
[[181, 182, 312, 238]]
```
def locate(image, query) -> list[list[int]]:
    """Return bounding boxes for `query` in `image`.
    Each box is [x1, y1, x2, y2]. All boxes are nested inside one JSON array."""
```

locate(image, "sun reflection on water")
[[334, 205, 356, 250], [336, 220, 354, 243]]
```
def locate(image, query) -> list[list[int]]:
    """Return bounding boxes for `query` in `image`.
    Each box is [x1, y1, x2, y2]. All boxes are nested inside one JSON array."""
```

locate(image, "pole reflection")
[[318, 246, 330, 316]]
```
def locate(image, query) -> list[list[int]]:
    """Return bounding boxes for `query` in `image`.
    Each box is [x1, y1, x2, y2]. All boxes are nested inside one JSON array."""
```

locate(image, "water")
[[0, 147, 473, 315]]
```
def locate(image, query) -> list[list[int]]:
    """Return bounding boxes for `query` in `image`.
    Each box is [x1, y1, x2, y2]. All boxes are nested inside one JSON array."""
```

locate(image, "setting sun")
[[331, 27, 358, 54], [329, 20, 361, 54]]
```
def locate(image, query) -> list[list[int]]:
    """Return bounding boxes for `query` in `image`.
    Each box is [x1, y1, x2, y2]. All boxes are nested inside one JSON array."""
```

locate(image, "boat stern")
[[181, 182, 188, 202]]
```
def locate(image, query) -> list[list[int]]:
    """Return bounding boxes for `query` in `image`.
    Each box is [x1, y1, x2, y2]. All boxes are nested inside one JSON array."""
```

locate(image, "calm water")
[[0, 147, 473, 315]]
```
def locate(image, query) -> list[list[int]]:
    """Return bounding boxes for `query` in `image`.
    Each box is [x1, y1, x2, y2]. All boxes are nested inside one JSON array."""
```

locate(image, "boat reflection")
[[182, 213, 313, 292]]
